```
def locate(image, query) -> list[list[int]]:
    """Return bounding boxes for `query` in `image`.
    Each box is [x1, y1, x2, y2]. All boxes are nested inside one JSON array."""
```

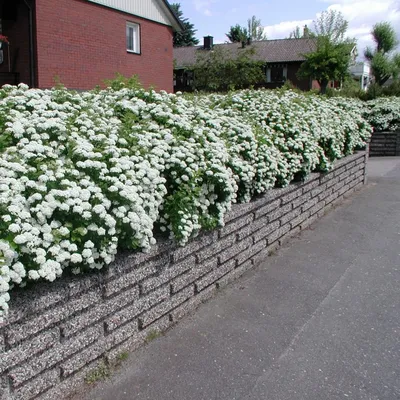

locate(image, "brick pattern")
[[0, 151, 367, 400], [34, 0, 174, 91], [369, 132, 400, 157]]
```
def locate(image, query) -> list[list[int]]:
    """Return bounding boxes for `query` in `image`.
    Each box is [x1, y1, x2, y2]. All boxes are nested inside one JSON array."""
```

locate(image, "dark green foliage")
[[364, 22, 399, 86], [226, 15, 267, 43], [226, 24, 247, 43], [298, 36, 354, 94], [170, 3, 199, 47], [190, 46, 265, 92], [297, 10, 354, 94]]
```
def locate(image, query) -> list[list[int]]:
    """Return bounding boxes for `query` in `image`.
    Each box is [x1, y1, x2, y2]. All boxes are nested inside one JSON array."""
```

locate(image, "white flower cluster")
[[0, 84, 373, 321], [364, 97, 400, 132]]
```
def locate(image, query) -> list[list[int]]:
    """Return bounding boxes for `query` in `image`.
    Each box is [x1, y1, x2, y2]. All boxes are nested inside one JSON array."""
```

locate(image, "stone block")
[[301, 177, 319, 194], [219, 214, 254, 238], [302, 196, 318, 212], [139, 286, 194, 328], [61, 286, 139, 338], [195, 259, 236, 292], [0, 328, 59, 374], [105, 320, 140, 351], [105, 263, 157, 297], [171, 232, 215, 263], [104, 286, 169, 332], [254, 199, 281, 219], [267, 223, 291, 245], [141, 256, 195, 294], [290, 211, 310, 229], [253, 220, 280, 244], [266, 203, 292, 223], [218, 237, 252, 264], [12, 369, 59, 400], [9, 324, 103, 387], [171, 259, 217, 293], [310, 184, 326, 198], [334, 165, 346, 177], [195, 234, 236, 263], [236, 217, 267, 241], [5, 283, 69, 325], [280, 208, 301, 226], [318, 187, 333, 202], [281, 188, 303, 205], [292, 192, 311, 209], [6, 289, 102, 346], [324, 191, 340, 205], [235, 240, 266, 266]]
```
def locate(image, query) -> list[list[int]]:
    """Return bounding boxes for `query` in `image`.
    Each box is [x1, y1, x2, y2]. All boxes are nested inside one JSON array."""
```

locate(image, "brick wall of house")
[[0, 0, 31, 85], [34, 0, 174, 91]]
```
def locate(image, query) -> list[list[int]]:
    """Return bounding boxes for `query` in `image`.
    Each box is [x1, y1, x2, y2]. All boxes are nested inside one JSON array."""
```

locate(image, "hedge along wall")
[[369, 131, 400, 156], [0, 150, 367, 400]]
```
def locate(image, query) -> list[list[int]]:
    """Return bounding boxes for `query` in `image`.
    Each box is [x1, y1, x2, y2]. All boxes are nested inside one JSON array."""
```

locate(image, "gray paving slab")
[[80, 157, 400, 400]]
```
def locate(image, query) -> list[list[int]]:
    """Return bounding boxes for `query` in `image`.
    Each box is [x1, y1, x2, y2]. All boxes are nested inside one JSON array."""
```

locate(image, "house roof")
[[86, 0, 183, 31], [161, 0, 184, 31], [174, 38, 317, 68]]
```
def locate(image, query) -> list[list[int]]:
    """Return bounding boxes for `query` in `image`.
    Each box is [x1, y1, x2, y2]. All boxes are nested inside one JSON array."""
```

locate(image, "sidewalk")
[[81, 157, 400, 400]]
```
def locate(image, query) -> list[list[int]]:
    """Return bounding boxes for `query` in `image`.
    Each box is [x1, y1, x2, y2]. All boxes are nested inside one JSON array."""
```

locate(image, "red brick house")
[[0, 0, 181, 91], [174, 37, 320, 92]]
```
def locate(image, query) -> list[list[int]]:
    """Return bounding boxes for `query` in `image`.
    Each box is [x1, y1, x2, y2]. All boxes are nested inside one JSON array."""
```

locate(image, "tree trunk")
[[319, 80, 329, 94]]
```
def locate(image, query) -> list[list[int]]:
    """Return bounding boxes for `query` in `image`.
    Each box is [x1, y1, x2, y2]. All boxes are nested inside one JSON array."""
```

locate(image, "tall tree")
[[226, 24, 248, 43], [364, 22, 399, 85], [247, 16, 267, 41], [297, 10, 355, 94], [313, 10, 348, 44], [170, 3, 199, 47], [288, 25, 313, 39], [226, 16, 267, 43]]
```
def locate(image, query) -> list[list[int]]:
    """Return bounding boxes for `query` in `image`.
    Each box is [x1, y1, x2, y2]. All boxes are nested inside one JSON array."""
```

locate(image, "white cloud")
[[193, 0, 214, 16], [262, 0, 400, 58], [263, 19, 313, 39]]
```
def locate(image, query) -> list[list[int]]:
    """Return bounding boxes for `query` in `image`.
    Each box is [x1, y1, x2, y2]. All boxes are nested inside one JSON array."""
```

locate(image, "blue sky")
[[175, 0, 400, 56]]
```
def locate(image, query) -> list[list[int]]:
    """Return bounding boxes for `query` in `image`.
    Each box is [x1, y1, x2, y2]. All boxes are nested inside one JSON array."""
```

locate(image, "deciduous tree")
[[297, 10, 355, 94], [364, 22, 399, 86]]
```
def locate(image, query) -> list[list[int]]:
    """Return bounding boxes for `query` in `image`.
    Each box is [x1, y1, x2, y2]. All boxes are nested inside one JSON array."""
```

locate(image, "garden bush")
[[0, 84, 373, 321]]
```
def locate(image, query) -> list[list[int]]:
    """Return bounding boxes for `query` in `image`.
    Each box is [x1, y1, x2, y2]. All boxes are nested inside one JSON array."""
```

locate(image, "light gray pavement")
[[82, 157, 400, 400]]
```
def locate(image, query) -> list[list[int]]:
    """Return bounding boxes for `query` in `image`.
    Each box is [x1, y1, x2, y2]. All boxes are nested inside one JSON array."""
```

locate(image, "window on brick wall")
[[266, 64, 288, 83], [126, 22, 140, 54]]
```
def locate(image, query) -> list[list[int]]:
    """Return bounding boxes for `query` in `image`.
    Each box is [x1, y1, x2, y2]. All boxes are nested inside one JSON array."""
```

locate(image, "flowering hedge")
[[0, 85, 372, 321], [364, 97, 400, 132]]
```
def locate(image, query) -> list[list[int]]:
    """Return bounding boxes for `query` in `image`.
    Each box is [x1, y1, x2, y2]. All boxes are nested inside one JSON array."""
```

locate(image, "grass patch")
[[146, 329, 162, 343], [84, 362, 110, 385]]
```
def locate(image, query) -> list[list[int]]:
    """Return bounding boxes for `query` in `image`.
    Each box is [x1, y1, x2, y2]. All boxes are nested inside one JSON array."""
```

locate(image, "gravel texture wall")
[[0, 150, 367, 400], [369, 131, 400, 156]]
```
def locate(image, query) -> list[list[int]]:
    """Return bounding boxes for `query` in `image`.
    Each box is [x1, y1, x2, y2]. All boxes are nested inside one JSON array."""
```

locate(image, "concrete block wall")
[[369, 131, 400, 156], [0, 151, 367, 400]]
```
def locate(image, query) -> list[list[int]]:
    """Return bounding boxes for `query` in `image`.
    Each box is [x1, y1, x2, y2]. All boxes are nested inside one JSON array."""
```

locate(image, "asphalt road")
[[83, 157, 400, 400]]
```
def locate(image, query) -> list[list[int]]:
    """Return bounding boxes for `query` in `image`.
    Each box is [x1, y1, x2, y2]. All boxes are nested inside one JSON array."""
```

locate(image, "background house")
[[173, 37, 319, 92], [0, 0, 181, 91], [349, 62, 371, 91]]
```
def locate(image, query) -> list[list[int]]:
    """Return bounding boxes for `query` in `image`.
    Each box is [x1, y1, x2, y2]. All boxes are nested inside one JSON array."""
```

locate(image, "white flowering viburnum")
[[0, 84, 376, 322], [364, 97, 400, 132]]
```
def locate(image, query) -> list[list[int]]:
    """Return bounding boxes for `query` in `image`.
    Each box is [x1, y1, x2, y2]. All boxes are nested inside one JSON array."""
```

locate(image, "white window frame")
[[126, 22, 140, 54]]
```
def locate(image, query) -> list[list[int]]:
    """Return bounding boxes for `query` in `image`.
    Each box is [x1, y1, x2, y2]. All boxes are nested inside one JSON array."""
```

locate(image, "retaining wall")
[[0, 151, 367, 400], [369, 131, 400, 156]]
